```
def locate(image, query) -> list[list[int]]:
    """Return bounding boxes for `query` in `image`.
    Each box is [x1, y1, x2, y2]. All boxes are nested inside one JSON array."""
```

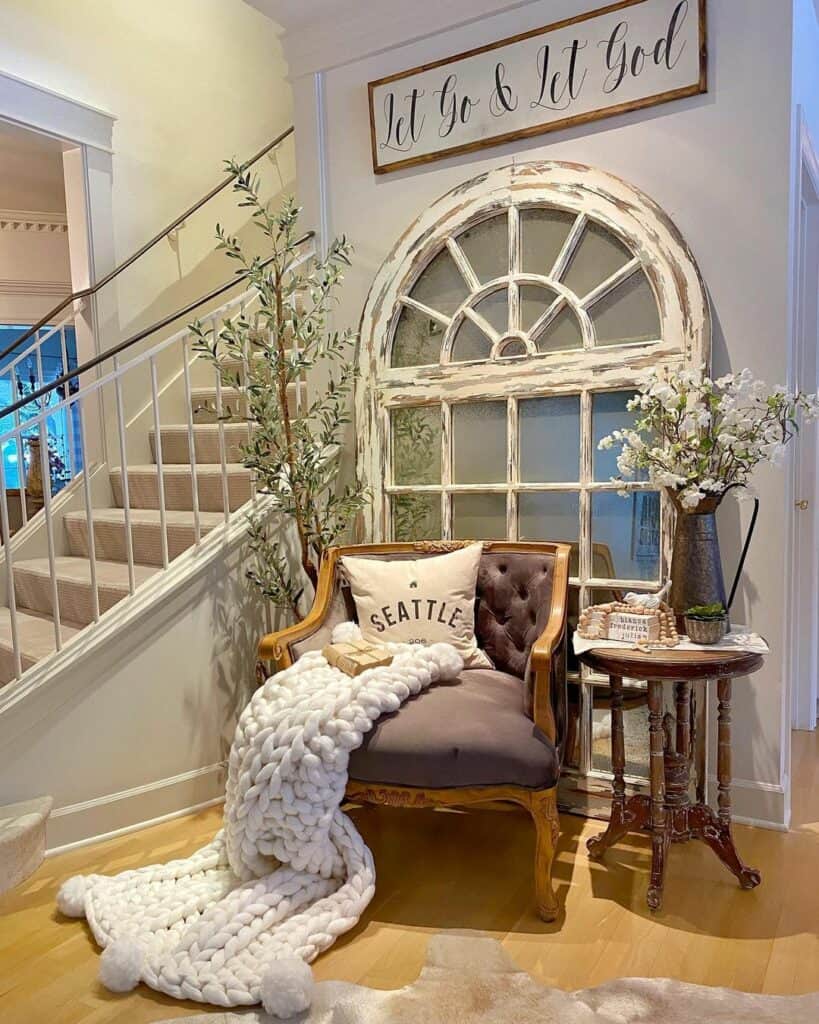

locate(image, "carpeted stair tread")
[[0, 607, 83, 683], [191, 383, 304, 422], [64, 508, 225, 565], [110, 465, 252, 513], [64, 508, 226, 527], [0, 795, 53, 894], [13, 556, 159, 625], [149, 423, 250, 464]]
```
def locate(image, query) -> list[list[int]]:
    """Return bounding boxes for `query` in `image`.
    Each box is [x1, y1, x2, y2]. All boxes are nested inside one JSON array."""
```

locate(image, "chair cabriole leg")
[[530, 787, 560, 921]]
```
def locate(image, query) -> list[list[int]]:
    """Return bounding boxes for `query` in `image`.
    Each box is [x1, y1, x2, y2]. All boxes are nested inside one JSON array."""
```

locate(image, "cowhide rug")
[[153, 931, 819, 1023]]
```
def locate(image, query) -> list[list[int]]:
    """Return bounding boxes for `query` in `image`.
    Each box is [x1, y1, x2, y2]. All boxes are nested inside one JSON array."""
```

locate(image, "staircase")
[[0, 126, 308, 855], [0, 253, 311, 690]]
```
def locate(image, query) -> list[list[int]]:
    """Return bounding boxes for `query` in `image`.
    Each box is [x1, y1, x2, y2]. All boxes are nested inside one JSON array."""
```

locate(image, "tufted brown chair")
[[258, 540, 571, 921]]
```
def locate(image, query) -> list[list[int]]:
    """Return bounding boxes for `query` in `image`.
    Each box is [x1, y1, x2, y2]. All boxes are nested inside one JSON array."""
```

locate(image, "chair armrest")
[[257, 547, 343, 671], [528, 543, 571, 746]]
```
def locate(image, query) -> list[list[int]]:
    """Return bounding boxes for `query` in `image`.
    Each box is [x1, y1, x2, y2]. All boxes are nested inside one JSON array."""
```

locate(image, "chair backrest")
[[303, 541, 560, 678]]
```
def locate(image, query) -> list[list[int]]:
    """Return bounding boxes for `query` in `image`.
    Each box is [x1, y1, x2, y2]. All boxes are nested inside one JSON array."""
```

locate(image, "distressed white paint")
[[357, 161, 709, 543]]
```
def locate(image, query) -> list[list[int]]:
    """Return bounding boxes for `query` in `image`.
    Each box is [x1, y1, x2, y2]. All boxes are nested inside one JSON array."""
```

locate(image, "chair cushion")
[[348, 669, 559, 790]]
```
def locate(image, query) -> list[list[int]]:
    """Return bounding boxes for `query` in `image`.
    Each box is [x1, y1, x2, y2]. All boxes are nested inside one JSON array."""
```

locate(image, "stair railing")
[[0, 126, 295, 530], [0, 232, 314, 684]]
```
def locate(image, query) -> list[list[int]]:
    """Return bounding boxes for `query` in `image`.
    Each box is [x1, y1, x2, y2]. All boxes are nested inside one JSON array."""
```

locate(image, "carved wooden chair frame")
[[259, 539, 571, 921]]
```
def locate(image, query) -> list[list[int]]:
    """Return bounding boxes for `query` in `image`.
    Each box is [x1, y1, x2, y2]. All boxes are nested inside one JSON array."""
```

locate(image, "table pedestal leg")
[[587, 676, 636, 859], [585, 667, 762, 908], [646, 679, 668, 910], [689, 678, 761, 889]]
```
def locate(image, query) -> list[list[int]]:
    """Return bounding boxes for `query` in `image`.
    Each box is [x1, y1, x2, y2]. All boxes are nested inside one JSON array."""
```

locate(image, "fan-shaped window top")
[[391, 208, 661, 369]]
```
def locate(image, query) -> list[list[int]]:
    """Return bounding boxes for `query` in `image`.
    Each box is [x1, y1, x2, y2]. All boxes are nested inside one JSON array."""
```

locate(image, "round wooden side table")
[[578, 647, 764, 911]]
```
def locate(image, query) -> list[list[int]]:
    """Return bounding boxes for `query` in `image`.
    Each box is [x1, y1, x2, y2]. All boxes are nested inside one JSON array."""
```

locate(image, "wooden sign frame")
[[368, 0, 707, 175]]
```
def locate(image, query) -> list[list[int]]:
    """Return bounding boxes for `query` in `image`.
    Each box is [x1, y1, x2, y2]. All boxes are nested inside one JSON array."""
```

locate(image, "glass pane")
[[592, 695, 649, 778], [592, 269, 660, 346], [392, 494, 441, 541], [452, 493, 507, 540], [520, 396, 580, 482], [565, 679, 581, 767], [592, 391, 648, 482], [591, 491, 661, 581], [391, 406, 441, 485], [518, 492, 580, 576], [391, 305, 442, 367], [520, 207, 576, 277], [520, 284, 558, 333], [451, 317, 492, 363], [409, 247, 469, 317], [452, 401, 507, 484], [567, 586, 581, 676], [499, 338, 528, 358], [562, 219, 633, 299], [456, 215, 508, 284], [534, 304, 583, 352], [472, 289, 508, 335]]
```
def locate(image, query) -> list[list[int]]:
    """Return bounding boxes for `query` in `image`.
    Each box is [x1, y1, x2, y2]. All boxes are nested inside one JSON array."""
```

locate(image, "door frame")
[[0, 69, 116, 463], [788, 107, 819, 735]]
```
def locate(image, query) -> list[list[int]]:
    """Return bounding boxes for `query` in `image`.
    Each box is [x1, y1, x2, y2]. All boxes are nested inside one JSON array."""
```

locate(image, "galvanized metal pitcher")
[[667, 490, 759, 618]]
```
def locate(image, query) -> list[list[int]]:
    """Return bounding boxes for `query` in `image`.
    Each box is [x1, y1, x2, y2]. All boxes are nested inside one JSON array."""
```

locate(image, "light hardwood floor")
[[2, 729, 819, 1023]]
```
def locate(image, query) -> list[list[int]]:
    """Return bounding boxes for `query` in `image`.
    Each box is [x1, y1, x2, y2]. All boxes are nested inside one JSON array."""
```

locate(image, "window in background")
[[0, 324, 81, 492]]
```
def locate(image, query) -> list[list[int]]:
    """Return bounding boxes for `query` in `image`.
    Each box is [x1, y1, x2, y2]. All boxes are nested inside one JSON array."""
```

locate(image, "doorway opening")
[[0, 119, 83, 521]]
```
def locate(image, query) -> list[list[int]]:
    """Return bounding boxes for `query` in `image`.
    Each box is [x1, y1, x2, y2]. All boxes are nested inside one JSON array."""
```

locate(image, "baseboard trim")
[[705, 774, 787, 830], [46, 762, 226, 853]]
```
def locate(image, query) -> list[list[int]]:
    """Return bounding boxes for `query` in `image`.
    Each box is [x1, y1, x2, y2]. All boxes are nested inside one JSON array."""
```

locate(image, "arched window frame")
[[357, 162, 710, 553]]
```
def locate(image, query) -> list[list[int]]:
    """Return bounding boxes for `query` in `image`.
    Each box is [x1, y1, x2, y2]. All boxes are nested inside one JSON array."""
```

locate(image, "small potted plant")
[[683, 603, 728, 645]]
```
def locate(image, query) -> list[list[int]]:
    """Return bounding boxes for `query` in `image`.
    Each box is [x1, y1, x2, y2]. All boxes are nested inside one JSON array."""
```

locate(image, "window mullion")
[[508, 205, 520, 334], [507, 395, 518, 539], [441, 401, 452, 540], [579, 388, 592, 584]]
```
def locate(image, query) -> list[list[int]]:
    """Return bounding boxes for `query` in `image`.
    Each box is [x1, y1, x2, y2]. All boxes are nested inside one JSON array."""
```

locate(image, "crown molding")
[[0, 278, 71, 297], [0, 209, 68, 233]]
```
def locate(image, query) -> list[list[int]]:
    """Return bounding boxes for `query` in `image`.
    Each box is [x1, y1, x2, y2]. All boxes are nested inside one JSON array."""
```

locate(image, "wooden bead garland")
[[577, 599, 680, 649]]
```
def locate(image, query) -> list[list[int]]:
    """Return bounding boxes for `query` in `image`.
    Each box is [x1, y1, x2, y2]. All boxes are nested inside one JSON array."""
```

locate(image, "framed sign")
[[368, 0, 706, 175]]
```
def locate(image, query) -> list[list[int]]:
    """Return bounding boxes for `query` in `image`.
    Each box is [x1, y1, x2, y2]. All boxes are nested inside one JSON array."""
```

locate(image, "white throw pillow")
[[341, 544, 493, 669]]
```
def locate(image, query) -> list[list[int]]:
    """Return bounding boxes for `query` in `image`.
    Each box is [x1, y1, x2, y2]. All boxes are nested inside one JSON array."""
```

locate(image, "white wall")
[[286, 0, 798, 825], [0, 122, 71, 322], [0, 0, 295, 340], [0, 1, 297, 844], [0, 529, 267, 851]]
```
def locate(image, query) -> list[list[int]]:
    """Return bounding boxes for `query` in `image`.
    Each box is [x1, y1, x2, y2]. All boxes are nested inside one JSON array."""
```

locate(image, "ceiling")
[[247, 0, 355, 34], [246, 0, 532, 74]]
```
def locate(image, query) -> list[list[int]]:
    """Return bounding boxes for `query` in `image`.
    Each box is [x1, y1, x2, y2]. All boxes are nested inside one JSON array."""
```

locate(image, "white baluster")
[[213, 317, 230, 524], [241, 303, 255, 501], [39, 417, 63, 651], [12, 407, 27, 528], [182, 336, 201, 545], [113, 355, 136, 595], [77, 397, 100, 623], [0, 452, 22, 679], [59, 326, 76, 478], [149, 356, 169, 569]]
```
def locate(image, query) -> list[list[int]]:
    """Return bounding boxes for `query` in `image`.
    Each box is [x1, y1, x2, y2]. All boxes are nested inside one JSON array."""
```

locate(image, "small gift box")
[[322, 639, 394, 676]]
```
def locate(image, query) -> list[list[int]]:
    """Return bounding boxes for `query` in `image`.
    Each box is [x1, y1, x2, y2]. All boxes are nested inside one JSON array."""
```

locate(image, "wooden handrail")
[[0, 125, 295, 365], [0, 229, 314, 422]]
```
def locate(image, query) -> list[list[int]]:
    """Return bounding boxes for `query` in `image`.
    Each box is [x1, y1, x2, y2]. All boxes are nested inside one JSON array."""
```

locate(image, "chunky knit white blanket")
[[57, 623, 463, 1018]]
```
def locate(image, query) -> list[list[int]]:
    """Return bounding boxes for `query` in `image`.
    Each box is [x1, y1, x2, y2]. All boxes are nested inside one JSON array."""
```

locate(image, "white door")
[[791, 155, 819, 732]]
